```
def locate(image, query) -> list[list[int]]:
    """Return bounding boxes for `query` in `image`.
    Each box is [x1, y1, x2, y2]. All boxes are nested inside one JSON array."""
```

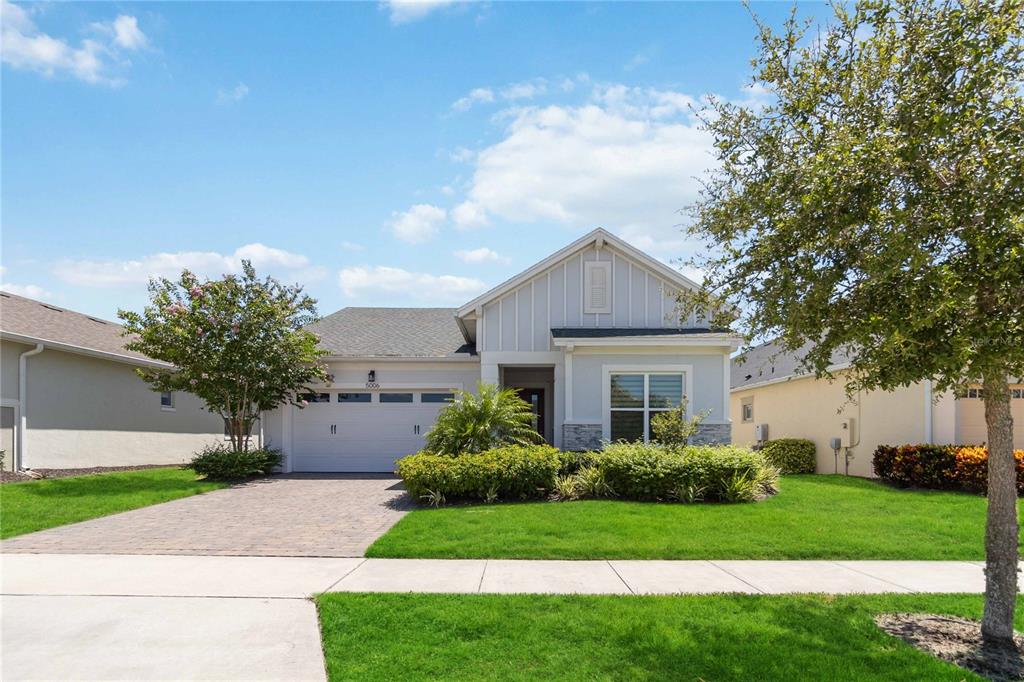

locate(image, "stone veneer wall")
[[689, 422, 732, 446], [563, 423, 602, 451]]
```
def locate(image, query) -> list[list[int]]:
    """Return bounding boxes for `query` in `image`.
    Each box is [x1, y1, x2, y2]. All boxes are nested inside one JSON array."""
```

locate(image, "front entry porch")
[[501, 366, 555, 444]]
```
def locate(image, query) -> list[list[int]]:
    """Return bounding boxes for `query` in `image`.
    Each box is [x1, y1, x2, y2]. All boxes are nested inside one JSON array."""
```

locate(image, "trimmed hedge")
[[872, 444, 1024, 494], [188, 445, 282, 480], [759, 438, 817, 474], [593, 442, 776, 502], [396, 445, 562, 503]]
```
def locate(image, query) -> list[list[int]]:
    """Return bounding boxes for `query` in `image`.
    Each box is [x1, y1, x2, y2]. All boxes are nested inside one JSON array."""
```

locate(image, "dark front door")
[[517, 388, 546, 441]]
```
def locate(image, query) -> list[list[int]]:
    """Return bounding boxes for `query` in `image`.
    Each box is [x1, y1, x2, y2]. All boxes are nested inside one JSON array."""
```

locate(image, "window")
[[583, 261, 612, 314], [967, 388, 984, 399], [609, 373, 684, 443], [160, 391, 175, 410], [380, 393, 413, 403], [422, 392, 455, 403], [741, 398, 754, 423], [338, 392, 371, 403], [300, 392, 331, 403], [1013, 389, 1023, 399]]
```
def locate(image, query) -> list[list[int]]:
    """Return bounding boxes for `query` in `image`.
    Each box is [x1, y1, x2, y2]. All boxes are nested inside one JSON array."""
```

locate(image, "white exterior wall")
[[264, 359, 481, 471], [479, 242, 699, 353], [2, 341, 223, 469]]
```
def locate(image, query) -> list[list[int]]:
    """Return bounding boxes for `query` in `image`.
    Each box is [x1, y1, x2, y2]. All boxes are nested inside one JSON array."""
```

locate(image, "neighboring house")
[[730, 340, 1024, 477], [0, 293, 224, 471], [263, 228, 742, 472]]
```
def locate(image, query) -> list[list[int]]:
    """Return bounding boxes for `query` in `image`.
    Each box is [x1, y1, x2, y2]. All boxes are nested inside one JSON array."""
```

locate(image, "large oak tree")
[[684, 0, 1024, 647]]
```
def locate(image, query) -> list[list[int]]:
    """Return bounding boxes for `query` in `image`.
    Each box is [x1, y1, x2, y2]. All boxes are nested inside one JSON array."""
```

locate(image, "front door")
[[516, 388, 545, 442]]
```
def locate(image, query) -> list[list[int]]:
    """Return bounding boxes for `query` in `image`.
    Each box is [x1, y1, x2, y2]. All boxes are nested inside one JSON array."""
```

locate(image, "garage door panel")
[[291, 393, 446, 472]]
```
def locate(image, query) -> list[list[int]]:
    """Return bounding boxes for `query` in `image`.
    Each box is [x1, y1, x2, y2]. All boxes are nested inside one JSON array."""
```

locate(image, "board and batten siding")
[[480, 243, 700, 353]]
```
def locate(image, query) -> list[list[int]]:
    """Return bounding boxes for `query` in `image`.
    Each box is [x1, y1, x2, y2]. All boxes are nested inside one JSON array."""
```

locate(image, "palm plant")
[[424, 382, 543, 455]]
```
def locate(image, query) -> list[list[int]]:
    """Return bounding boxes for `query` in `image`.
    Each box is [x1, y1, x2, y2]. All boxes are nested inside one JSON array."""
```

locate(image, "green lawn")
[[318, 592, 1010, 681], [368, 474, 1010, 560], [0, 467, 225, 539]]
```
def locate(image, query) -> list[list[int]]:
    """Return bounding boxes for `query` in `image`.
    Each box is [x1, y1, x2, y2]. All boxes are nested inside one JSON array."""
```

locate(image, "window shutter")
[[584, 261, 612, 314]]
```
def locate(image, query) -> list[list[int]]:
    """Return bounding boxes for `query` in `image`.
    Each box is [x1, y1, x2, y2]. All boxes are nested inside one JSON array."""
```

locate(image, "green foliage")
[[424, 382, 543, 455], [593, 442, 775, 503], [119, 261, 328, 452], [188, 444, 282, 480], [396, 445, 561, 503], [760, 439, 816, 474], [682, 0, 1024, 397], [572, 466, 615, 499], [649, 399, 712, 447]]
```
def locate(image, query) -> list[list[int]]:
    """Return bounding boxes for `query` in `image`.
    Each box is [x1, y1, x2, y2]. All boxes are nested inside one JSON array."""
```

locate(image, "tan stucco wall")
[[13, 343, 222, 469], [730, 372, 928, 477], [957, 385, 1024, 447]]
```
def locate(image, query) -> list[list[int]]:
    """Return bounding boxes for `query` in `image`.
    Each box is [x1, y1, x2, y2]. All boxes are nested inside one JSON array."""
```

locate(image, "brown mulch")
[[876, 613, 1024, 681], [0, 463, 180, 484]]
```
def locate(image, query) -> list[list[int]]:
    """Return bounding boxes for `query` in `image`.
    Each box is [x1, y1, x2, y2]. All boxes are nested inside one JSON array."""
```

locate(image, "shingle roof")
[[308, 307, 476, 358], [0, 292, 154, 363], [551, 327, 728, 338], [731, 339, 851, 390]]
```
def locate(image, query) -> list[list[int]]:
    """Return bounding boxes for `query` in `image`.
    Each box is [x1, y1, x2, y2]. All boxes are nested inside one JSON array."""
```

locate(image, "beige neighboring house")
[[730, 340, 1024, 478], [0, 293, 223, 471]]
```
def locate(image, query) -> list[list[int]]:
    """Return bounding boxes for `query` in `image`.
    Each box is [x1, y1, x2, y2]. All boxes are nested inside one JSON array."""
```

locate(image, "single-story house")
[[0, 292, 224, 471], [263, 228, 742, 472], [730, 340, 1024, 477]]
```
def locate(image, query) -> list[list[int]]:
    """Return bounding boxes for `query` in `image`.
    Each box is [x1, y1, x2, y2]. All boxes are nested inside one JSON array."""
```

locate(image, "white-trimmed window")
[[967, 388, 984, 399], [609, 372, 684, 443], [160, 391, 175, 410], [584, 260, 612, 314], [741, 398, 754, 423]]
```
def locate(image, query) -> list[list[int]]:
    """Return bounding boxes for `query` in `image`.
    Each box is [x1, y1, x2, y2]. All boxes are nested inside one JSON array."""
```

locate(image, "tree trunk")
[[981, 372, 1019, 650]]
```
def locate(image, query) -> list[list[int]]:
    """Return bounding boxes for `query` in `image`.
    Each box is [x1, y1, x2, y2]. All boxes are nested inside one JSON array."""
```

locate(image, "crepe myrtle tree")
[[681, 0, 1024, 648], [119, 261, 328, 452]]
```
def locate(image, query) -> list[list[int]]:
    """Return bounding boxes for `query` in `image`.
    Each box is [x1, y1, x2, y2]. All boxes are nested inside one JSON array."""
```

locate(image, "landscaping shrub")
[[591, 442, 775, 503], [396, 445, 562, 503], [759, 438, 817, 474], [424, 383, 542, 455], [872, 444, 1024, 494], [187, 444, 281, 481]]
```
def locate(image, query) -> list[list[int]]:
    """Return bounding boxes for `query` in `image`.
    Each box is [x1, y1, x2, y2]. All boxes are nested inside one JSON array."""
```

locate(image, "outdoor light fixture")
[[368, 370, 376, 383]]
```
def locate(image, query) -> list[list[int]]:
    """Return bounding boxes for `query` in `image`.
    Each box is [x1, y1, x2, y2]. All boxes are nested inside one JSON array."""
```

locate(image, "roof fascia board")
[[552, 334, 743, 350], [0, 331, 171, 369]]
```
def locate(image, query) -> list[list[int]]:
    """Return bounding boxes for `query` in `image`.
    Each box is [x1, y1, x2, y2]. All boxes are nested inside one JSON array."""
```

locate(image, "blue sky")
[[2, 1, 821, 321]]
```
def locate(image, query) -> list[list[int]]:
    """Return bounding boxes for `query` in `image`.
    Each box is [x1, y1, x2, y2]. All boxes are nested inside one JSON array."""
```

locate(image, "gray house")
[[263, 228, 741, 472]]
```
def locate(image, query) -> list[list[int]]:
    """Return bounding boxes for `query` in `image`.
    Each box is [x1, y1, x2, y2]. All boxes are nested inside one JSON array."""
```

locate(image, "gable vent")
[[584, 260, 612, 314]]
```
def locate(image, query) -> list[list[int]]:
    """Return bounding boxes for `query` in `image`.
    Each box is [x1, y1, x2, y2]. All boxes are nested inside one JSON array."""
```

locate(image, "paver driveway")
[[1, 474, 410, 557]]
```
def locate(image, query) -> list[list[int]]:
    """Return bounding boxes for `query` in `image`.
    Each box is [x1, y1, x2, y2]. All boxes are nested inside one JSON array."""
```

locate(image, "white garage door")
[[291, 391, 452, 472]]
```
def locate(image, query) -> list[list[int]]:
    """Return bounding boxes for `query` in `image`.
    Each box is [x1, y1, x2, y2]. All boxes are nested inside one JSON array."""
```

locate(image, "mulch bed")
[[876, 613, 1024, 681], [0, 463, 180, 484]]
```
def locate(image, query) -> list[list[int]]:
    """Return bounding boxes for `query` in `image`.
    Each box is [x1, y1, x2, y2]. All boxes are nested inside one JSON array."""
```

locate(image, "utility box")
[[754, 423, 769, 442], [839, 418, 855, 447]]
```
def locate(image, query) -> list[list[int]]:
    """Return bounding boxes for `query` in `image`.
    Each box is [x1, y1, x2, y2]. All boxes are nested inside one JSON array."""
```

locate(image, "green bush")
[[593, 442, 774, 503], [396, 445, 562, 504], [187, 445, 281, 481], [424, 383, 542, 455], [760, 438, 817, 474]]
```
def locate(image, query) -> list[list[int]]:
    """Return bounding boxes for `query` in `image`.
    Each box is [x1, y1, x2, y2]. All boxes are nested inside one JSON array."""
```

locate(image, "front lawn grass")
[[368, 474, 1009, 560], [317, 592, 1013, 681], [0, 467, 225, 539]]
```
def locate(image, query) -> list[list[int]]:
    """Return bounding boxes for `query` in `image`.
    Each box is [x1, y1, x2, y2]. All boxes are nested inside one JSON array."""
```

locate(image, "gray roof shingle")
[[0, 292, 154, 362], [308, 307, 475, 358], [731, 339, 851, 389]]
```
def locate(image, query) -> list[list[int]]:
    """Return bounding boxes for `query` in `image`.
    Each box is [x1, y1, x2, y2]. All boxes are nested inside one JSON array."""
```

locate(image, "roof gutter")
[[17, 343, 44, 470]]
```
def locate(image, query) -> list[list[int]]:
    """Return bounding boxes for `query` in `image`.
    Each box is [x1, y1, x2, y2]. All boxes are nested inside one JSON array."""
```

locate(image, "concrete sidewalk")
[[0, 553, 1007, 681]]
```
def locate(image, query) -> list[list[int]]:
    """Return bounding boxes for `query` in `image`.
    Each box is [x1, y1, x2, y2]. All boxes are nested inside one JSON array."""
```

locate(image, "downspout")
[[17, 343, 44, 471]]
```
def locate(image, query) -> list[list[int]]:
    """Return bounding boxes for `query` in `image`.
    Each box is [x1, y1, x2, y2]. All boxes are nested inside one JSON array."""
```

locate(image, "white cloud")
[[454, 247, 505, 264], [338, 265, 485, 303], [216, 82, 249, 104], [1, 1, 146, 85], [389, 204, 446, 243], [451, 200, 489, 230], [449, 146, 476, 163], [451, 83, 716, 257], [340, 241, 366, 252], [451, 87, 494, 112], [382, 0, 458, 25], [0, 281, 55, 301], [53, 243, 314, 287], [500, 79, 546, 101]]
